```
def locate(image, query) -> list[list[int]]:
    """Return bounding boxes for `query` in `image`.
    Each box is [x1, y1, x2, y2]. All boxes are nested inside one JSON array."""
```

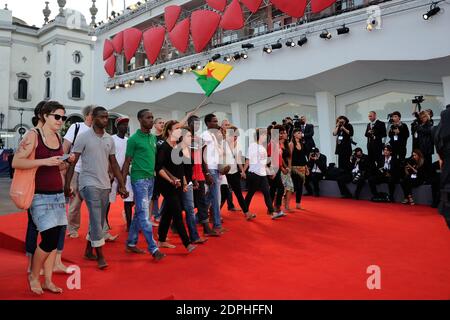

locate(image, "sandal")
[[28, 274, 44, 295], [408, 196, 416, 206], [42, 281, 63, 294]]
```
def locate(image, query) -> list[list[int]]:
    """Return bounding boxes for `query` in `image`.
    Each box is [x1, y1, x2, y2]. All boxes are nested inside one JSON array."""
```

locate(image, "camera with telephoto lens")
[[309, 148, 320, 160], [352, 172, 362, 184], [412, 96, 424, 105], [293, 115, 301, 128]]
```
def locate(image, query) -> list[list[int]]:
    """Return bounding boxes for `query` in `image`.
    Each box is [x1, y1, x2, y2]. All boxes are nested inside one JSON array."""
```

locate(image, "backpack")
[[71, 123, 81, 149], [9, 129, 39, 210]]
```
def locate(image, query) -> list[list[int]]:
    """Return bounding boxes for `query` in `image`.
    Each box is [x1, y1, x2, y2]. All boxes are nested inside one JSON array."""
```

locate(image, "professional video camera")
[[412, 95, 424, 108]]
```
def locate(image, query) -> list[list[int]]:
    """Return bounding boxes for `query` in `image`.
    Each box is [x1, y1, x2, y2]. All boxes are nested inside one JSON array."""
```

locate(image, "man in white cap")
[[104, 117, 133, 240]]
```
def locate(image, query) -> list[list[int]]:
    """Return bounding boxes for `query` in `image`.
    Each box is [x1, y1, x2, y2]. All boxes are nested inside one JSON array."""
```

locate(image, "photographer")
[[368, 145, 399, 202], [400, 149, 425, 206], [284, 117, 294, 141], [388, 111, 410, 162], [333, 116, 354, 171], [305, 147, 327, 197], [295, 116, 316, 155], [365, 111, 387, 171], [435, 104, 450, 229], [414, 110, 435, 176], [337, 148, 369, 200]]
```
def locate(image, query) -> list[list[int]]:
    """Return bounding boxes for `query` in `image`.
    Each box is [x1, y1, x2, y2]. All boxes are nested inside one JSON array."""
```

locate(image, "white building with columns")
[[0, 1, 97, 149]]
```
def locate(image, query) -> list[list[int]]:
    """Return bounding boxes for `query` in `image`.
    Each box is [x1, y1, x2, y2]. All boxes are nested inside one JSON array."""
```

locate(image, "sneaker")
[[278, 211, 287, 217], [186, 244, 197, 253], [126, 246, 146, 254], [152, 250, 166, 261], [104, 233, 119, 242], [158, 241, 176, 249], [271, 212, 285, 220], [193, 237, 208, 244]]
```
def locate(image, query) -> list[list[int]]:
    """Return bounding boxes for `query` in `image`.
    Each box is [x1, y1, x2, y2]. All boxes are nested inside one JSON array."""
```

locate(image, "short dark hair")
[[273, 124, 286, 133], [93, 106, 107, 117], [384, 145, 393, 152], [40, 101, 65, 119], [204, 113, 216, 125], [188, 115, 200, 127], [391, 111, 401, 118], [354, 147, 363, 153], [137, 109, 150, 120], [32, 101, 47, 126]]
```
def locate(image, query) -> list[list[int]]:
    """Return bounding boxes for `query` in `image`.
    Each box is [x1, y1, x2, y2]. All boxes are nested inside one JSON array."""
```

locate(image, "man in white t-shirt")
[[201, 114, 226, 233], [63, 105, 94, 238], [107, 117, 134, 234]]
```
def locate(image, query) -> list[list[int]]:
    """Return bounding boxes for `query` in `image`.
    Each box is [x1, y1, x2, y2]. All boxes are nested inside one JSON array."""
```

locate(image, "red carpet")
[[0, 195, 449, 300]]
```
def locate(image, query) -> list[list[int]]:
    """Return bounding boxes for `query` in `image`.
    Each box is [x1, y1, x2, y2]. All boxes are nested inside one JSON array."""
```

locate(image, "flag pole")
[[192, 96, 209, 114]]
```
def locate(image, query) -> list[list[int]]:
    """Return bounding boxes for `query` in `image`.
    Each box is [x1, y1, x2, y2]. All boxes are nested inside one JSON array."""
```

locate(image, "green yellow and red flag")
[[193, 61, 233, 97]]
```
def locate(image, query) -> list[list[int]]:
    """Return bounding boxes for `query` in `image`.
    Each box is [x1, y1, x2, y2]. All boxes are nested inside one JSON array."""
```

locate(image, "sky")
[[6, 0, 137, 27]]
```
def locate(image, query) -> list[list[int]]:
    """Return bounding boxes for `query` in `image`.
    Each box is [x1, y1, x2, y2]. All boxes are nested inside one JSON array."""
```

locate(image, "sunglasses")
[[49, 114, 68, 121]]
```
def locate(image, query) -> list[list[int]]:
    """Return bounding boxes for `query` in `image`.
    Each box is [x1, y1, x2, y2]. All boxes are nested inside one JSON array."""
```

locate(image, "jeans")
[[151, 191, 162, 220], [127, 178, 158, 254], [25, 209, 66, 256], [181, 184, 201, 242], [194, 181, 210, 224], [205, 169, 221, 228], [80, 187, 110, 248]]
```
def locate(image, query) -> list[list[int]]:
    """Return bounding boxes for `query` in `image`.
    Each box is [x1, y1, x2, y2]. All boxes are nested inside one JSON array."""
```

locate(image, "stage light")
[[130, 80, 135, 85], [106, 87, 111, 91], [241, 52, 248, 59], [337, 24, 350, 35], [271, 42, 282, 50], [182, 68, 187, 73], [263, 46, 272, 54], [285, 39, 296, 47], [297, 36, 308, 46], [423, 3, 441, 20], [115, 84, 120, 89], [242, 43, 254, 49], [224, 56, 231, 62], [233, 52, 241, 61], [197, 65, 202, 70], [320, 30, 332, 39], [211, 53, 221, 61], [169, 70, 175, 76], [366, 20, 377, 31], [156, 68, 166, 79]]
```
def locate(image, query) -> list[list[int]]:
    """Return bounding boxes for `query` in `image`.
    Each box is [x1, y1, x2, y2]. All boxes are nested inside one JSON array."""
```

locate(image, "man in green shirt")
[[122, 109, 165, 261]]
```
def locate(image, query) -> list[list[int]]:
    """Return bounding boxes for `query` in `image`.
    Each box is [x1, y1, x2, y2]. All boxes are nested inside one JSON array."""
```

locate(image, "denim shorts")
[[30, 193, 68, 232]]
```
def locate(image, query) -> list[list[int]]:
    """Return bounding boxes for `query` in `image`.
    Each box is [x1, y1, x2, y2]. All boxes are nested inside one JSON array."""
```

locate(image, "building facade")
[[0, 2, 95, 148]]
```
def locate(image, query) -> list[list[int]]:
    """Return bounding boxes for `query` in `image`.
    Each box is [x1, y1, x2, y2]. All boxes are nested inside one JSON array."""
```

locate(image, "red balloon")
[[143, 27, 166, 65], [112, 31, 124, 53], [169, 18, 190, 53], [123, 28, 142, 63], [311, 0, 337, 14], [104, 55, 116, 78], [270, 0, 308, 18], [239, 0, 263, 13], [206, 0, 226, 12], [164, 5, 181, 32], [103, 39, 114, 61], [191, 10, 221, 53], [220, 0, 244, 30]]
